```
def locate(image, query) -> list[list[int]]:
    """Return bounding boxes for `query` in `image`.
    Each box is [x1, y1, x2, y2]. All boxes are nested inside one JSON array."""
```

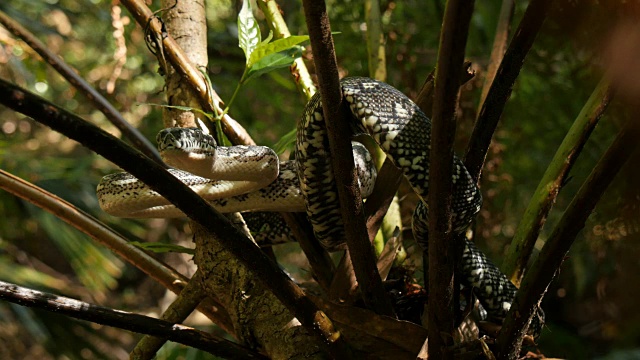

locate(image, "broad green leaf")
[[244, 46, 303, 84], [130, 241, 195, 255], [247, 35, 309, 69], [237, 0, 260, 62]]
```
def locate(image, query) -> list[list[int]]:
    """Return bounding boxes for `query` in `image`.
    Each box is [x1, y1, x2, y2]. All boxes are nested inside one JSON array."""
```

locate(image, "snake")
[[97, 77, 544, 336]]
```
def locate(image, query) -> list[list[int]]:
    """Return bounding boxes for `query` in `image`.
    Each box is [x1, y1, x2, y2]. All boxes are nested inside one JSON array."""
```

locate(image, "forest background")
[[0, 0, 639, 359]]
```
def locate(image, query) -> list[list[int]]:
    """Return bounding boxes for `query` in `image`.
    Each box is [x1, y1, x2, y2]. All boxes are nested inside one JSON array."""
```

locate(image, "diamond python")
[[97, 77, 543, 335]]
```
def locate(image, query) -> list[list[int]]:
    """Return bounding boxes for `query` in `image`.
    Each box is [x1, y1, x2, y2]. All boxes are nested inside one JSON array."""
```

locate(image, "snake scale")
[[98, 77, 543, 336]]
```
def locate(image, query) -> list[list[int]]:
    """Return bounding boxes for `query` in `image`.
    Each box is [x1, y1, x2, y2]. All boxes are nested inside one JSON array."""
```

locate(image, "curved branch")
[[0, 10, 164, 166], [0, 169, 234, 334], [119, 0, 255, 146], [0, 281, 265, 360], [0, 79, 347, 357]]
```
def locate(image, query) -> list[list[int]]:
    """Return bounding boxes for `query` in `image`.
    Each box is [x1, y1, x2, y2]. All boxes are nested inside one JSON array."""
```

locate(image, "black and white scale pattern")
[[296, 77, 543, 335], [296, 77, 482, 249], [98, 78, 544, 336], [98, 129, 376, 218]]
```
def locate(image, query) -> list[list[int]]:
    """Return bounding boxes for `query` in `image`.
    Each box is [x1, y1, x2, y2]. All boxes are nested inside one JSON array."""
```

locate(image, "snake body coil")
[[98, 77, 543, 335]]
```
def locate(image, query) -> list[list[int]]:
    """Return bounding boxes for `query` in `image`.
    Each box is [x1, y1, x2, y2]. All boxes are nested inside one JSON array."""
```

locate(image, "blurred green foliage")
[[0, 0, 639, 358]]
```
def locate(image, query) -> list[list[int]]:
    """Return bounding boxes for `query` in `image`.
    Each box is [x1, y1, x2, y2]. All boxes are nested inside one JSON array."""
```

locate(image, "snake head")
[[157, 128, 218, 171], [157, 128, 217, 155]]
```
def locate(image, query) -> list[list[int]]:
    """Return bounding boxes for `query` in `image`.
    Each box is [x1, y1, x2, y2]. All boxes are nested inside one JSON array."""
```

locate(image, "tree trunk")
[[161, 1, 329, 357]]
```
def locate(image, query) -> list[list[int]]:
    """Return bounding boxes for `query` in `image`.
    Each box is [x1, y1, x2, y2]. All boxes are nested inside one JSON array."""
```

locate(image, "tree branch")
[[0, 169, 234, 334], [496, 118, 640, 359], [502, 78, 613, 284], [131, 270, 207, 359], [464, 0, 554, 182], [476, 0, 515, 112], [302, 0, 395, 318], [0, 79, 347, 357], [428, 0, 475, 357], [282, 212, 336, 292], [119, 0, 255, 146], [0, 10, 164, 166], [0, 280, 266, 360]]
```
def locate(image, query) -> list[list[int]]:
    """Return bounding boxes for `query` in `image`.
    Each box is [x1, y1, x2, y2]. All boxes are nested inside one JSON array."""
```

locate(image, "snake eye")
[[156, 128, 179, 151], [186, 128, 217, 153]]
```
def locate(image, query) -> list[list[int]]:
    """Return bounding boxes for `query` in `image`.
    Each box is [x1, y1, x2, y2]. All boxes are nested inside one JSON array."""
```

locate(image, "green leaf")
[[130, 241, 195, 255], [247, 35, 309, 69], [28, 208, 122, 292], [244, 46, 304, 84], [237, 0, 260, 62], [272, 128, 297, 155]]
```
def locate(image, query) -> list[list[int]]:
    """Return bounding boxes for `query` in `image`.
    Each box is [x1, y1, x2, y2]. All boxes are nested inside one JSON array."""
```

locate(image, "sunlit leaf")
[[237, 0, 260, 62], [244, 46, 304, 84], [247, 36, 309, 70], [130, 241, 195, 255]]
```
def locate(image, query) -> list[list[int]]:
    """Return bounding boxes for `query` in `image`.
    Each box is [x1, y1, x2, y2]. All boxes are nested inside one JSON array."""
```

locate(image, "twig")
[[477, 0, 515, 112], [464, 0, 554, 182], [0, 10, 164, 166], [496, 118, 640, 359], [257, 0, 316, 101], [302, 0, 395, 318], [282, 213, 335, 292], [502, 78, 613, 284], [254, 0, 335, 291], [0, 79, 347, 357], [364, 160, 404, 241], [0, 169, 234, 334], [365, 0, 387, 81], [119, 0, 255, 146], [428, 0, 475, 357], [416, 62, 474, 117], [131, 270, 207, 359], [0, 280, 265, 360]]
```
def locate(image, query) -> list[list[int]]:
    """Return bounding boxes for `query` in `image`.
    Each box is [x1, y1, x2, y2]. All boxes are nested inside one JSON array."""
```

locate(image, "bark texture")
[[159, 2, 330, 357], [193, 220, 328, 359], [161, 0, 207, 128]]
